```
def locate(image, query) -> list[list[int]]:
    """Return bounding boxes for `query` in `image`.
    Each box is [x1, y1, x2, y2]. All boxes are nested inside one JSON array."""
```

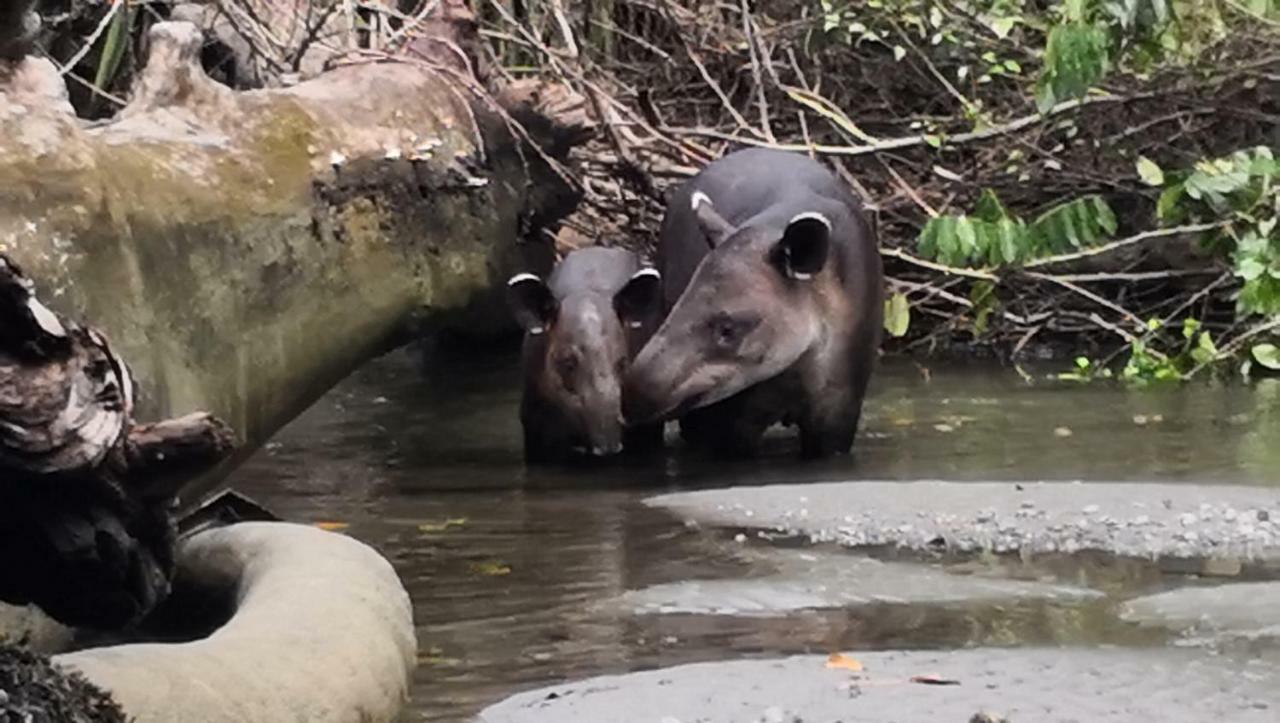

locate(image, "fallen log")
[[0, 20, 585, 481], [0, 14, 589, 628]]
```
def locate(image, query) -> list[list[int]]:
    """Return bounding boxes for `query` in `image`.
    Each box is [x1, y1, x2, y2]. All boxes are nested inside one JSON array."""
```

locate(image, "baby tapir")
[[622, 148, 883, 458], [507, 246, 665, 463]]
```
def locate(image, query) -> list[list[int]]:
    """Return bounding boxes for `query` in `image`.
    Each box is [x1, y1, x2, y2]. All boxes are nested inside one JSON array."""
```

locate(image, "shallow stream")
[[225, 344, 1280, 721]]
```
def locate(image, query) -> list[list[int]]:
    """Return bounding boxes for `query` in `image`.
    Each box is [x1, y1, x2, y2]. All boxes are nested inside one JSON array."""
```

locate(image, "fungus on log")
[[0, 255, 236, 629]]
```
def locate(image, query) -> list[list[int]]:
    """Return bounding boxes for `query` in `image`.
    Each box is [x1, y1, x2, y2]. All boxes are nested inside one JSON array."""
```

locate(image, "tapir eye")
[[715, 319, 737, 345], [707, 313, 759, 349]]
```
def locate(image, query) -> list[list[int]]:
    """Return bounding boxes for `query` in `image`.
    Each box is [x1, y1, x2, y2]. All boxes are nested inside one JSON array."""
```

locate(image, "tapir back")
[[658, 148, 878, 310]]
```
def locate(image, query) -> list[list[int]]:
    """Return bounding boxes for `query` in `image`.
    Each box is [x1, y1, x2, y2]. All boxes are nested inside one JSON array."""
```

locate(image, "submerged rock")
[[477, 649, 1280, 723], [647, 481, 1280, 564]]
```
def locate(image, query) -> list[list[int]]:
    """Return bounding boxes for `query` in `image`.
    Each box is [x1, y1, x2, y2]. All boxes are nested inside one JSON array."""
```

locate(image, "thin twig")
[[673, 92, 1149, 156], [1023, 222, 1229, 269], [1025, 273, 1146, 330], [740, 0, 774, 142], [58, 0, 121, 77], [880, 247, 999, 280]]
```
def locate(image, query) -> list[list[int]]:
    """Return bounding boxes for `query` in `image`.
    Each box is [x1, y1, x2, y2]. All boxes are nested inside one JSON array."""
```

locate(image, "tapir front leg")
[[797, 348, 874, 457]]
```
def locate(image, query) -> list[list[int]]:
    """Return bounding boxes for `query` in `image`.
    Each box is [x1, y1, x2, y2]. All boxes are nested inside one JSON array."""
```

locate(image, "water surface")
[[225, 345, 1280, 721]]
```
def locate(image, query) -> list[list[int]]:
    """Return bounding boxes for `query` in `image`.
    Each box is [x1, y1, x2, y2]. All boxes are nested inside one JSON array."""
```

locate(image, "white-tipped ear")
[[691, 192, 733, 248], [507, 272, 542, 287], [506, 273, 556, 335], [774, 212, 832, 280], [615, 267, 663, 328], [787, 211, 831, 230]]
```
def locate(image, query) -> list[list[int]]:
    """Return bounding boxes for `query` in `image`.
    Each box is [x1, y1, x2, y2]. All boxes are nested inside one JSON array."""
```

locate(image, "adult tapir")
[[507, 246, 664, 463], [622, 148, 883, 458]]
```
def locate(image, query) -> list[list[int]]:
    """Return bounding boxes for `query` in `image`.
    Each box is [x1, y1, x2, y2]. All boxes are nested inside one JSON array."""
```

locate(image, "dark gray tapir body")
[[508, 246, 664, 463], [623, 148, 883, 458]]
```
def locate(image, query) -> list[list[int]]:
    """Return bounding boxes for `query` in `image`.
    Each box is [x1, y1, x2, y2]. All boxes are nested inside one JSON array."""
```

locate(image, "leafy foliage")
[[1036, 20, 1109, 111], [1151, 147, 1279, 318], [918, 191, 1116, 268]]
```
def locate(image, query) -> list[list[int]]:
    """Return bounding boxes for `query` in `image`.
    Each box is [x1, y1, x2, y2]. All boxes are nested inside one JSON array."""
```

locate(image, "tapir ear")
[[614, 268, 662, 328], [506, 273, 557, 334], [772, 212, 831, 280], [691, 191, 733, 249]]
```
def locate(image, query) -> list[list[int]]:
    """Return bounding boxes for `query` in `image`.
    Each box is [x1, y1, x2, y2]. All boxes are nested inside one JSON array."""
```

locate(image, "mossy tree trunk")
[[0, 16, 591, 628]]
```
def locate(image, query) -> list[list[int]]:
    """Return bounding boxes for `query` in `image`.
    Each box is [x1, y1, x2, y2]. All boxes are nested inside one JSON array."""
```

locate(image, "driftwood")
[[0, 6, 590, 629], [0, 255, 235, 629]]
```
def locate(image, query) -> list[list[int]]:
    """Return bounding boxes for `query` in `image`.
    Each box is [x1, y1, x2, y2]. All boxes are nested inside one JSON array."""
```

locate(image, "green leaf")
[[1182, 318, 1201, 340], [955, 216, 978, 256], [1238, 257, 1266, 281], [1156, 184, 1185, 222], [1035, 82, 1057, 114], [1031, 195, 1116, 252], [91, 2, 133, 113], [988, 16, 1017, 39], [884, 292, 911, 337], [1186, 165, 1250, 200], [973, 189, 1010, 222], [997, 218, 1024, 265], [893, 45, 907, 61], [1036, 22, 1110, 111], [1192, 331, 1218, 364], [1136, 156, 1165, 186], [969, 280, 997, 335], [1253, 344, 1280, 370], [924, 134, 943, 149]]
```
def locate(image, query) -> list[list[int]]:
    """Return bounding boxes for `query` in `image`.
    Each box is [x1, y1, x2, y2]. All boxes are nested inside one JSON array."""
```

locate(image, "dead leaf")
[[471, 560, 512, 576], [418, 517, 468, 533], [314, 521, 350, 532], [417, 646, 460, 667], [825, 653, 864, 672], [910, 674, 960, 686]]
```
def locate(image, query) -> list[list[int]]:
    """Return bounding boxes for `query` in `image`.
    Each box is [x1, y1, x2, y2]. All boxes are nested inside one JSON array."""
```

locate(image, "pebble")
[[1180, 513, 1197, 527], [1082, 504, 1100, 514]]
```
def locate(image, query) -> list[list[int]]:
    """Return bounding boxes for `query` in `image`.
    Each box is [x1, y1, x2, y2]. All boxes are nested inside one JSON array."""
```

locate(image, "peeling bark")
[[0, 256, 236, 629]]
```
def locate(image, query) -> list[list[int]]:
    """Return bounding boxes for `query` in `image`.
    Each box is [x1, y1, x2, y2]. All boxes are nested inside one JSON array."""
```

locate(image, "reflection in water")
[[225, 345, 1280, 721]]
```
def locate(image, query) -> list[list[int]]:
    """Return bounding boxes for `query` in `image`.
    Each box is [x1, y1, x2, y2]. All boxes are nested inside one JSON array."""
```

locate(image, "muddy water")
[[224, 344, 1280, 721]]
